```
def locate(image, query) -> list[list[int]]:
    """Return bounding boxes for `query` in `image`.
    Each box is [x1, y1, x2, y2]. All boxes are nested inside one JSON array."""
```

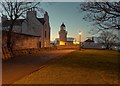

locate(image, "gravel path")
[[2, 49, 74, 84]]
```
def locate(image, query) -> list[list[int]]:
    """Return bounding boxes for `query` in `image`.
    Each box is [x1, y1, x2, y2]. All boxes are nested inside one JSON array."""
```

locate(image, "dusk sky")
[[0, 1, 119, 42], [40, 2, 95, 41], [0, 2, 109, 42]]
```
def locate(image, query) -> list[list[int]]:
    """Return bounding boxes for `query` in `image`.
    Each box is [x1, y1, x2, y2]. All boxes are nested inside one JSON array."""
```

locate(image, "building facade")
[[2, 9, 51, 49]]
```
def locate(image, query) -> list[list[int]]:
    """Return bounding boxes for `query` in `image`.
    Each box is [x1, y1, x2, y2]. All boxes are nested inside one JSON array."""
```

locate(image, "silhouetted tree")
[[80, 2, 120, 48], [80, 2, 120, 30], [0, 1, 42, 53], [97, 30, 118, 49]]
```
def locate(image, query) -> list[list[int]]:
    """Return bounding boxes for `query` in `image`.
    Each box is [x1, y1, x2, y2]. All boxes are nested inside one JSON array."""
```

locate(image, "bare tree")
[[97, 30, 118, 49], [80, 2, 120, 31], [0, 1, 42, 53]]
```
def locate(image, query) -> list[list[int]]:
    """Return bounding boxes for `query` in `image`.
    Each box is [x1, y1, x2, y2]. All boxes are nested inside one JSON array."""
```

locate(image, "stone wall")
[[57, 45, 79, 49], [2, 30, 40, 50], [2, 30, 40, 60]]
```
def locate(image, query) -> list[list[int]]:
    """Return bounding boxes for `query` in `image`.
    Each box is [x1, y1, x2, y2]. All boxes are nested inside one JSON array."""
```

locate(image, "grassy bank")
[[14, 49, 120, 84]]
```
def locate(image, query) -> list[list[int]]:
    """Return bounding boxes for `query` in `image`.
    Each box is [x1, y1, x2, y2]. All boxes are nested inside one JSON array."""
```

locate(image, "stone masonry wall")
[[2, 30, 40, 50]]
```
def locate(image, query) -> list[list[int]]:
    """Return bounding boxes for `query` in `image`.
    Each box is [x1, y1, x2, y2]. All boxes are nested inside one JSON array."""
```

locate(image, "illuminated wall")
[[59, 41, 66, 45]]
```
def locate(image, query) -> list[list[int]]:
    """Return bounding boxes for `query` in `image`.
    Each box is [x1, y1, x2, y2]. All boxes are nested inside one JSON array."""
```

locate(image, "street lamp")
[[79, 32, 82, 50]]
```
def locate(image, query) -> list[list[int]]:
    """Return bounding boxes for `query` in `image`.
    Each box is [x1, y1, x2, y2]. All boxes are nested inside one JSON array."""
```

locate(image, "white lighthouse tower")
[[59, 23, 67, 45]]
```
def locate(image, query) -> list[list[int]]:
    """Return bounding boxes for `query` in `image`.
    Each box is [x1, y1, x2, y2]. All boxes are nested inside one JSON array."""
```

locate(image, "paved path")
[[2, 49, 74, 84]]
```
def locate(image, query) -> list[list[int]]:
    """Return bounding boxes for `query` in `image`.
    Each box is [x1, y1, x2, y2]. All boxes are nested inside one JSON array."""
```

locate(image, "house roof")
[[37, 18, 45, 25], [2, 30, 40, 37], [84, 39, 94, 42], [55, 38, 75, 42], [2, 19, 25, 27], [2, 18, 45, 27], [67, 37, 75, 41]]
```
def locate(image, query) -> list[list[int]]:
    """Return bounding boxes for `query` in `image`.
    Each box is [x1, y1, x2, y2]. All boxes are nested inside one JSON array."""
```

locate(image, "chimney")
[[27, 8, 37, 19], [44, 11, 49, 22]]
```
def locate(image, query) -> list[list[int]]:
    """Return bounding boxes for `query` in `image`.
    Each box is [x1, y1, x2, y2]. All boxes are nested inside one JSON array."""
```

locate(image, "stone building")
[[82, 38, 105, 49], [2, 9, 51, 49], [82, 38, 95, 48]]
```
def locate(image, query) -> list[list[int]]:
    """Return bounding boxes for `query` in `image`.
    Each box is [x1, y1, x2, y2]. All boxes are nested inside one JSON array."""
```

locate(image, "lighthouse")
[[59, 23, 67, 45]]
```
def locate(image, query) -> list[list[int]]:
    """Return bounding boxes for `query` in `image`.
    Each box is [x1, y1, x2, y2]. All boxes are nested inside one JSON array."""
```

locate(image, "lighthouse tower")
[[59, 23, 67, 45]]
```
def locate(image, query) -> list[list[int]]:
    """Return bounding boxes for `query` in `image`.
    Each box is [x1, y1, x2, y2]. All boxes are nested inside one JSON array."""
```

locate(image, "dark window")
[[39, 42, 41, 48]]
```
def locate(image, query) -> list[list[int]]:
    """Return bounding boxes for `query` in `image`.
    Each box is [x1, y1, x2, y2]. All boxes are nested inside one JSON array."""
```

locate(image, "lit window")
[[44, 42, 47, 47]]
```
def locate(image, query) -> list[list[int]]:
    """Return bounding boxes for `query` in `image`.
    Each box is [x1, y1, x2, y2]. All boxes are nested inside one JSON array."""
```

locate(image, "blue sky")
[[40, 2, 94, 41]]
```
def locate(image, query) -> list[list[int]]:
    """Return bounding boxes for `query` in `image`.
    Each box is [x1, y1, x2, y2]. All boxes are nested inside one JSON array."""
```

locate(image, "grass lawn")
[[14, 49, 120, 84]]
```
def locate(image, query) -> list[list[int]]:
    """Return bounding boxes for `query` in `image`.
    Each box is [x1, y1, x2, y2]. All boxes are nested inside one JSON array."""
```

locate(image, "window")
[[39, 42, 41, 48], [44, 42, 47, 47]]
